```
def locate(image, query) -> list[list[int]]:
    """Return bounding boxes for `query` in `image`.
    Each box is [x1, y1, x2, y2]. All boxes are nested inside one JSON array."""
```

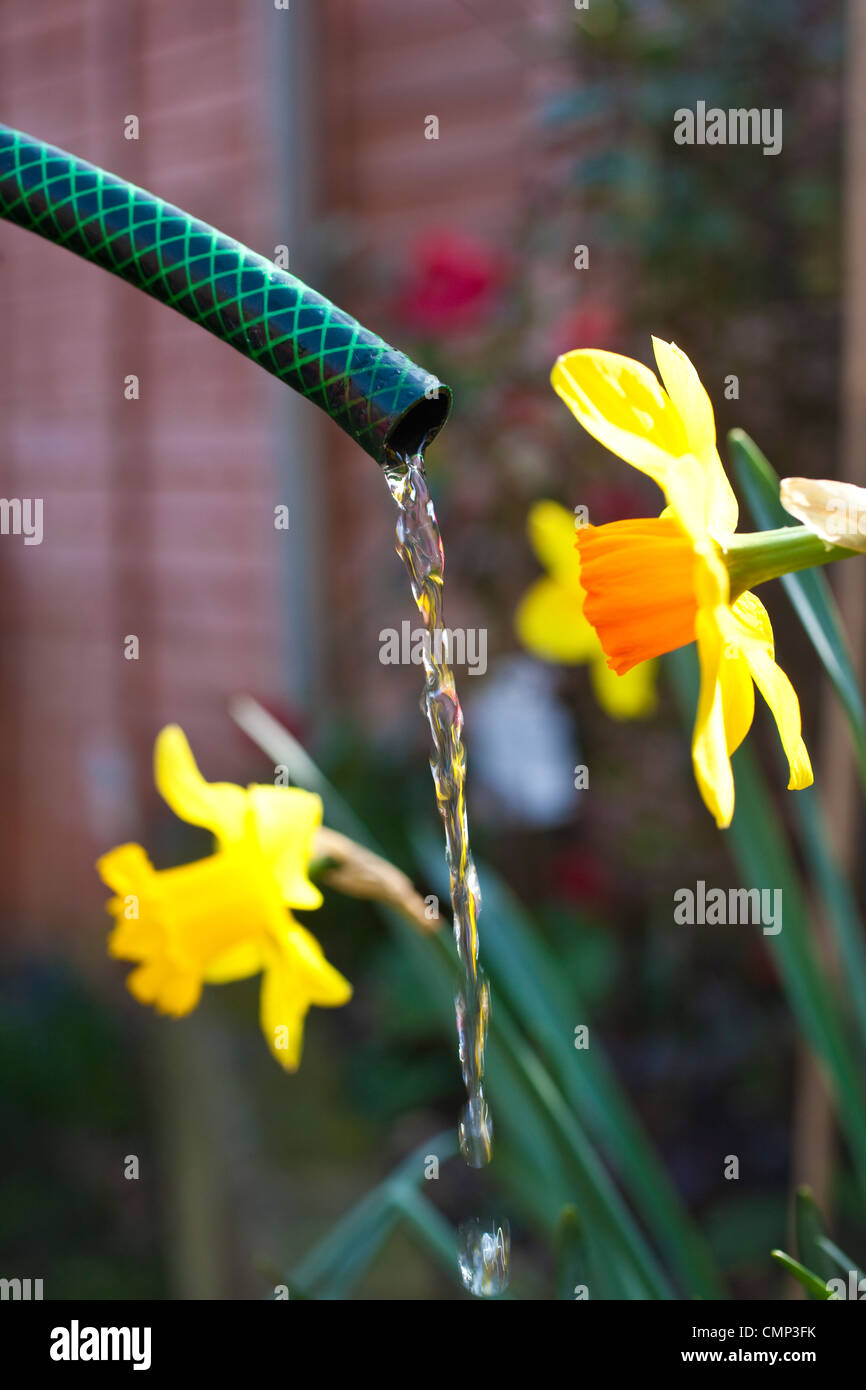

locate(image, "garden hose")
[[0, 123, 451, 464]]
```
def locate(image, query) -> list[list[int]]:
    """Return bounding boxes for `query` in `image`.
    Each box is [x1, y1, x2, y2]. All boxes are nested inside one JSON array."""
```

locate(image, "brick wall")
[[0, 0, 549, 938], [0, 0, 290, 936], [317, 0, 548, 725]]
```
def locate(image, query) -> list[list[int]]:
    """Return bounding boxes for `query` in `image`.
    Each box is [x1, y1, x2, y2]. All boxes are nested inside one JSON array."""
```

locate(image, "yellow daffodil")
[[97, 725, 351, 1071], [516, 499, 657, 719], [551, 338, 813, 828]]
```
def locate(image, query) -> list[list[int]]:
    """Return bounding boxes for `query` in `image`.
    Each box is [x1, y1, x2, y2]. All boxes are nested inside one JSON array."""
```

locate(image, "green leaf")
[[816, 1235, 865, 1286], [234, 700, 676, 1299], [795, 1186, 839, 1285], [555, 1205, 588, 1301], [391, 1189, 465, 1288], [402, 915, 673, 1300], [489, 992, 675, 1299], [289, 1131, 458, 1299], [727, 431, 866, 1059], [771, 1248, 838, 1299], [728, 428, 866, 787], [413, 829, 724, 1300], [790, 790, 866, 1061], [667, 648, 866, 1202]]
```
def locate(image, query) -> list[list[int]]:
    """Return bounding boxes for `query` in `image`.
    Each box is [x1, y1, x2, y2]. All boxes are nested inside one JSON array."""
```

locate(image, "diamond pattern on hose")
[[0, 125, 440, 461]]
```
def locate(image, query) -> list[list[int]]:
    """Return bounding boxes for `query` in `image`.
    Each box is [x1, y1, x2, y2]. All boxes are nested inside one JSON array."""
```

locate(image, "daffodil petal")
[[280, 921, 353, 1007], [259, 959, 307, 1071], [730, 592, 813, 791], [97, 843, 153, 896], [125, 961, 165, 1007], [552, 348, 690, 489], [246, 785, 324, 909], [661, 456, 727, 553], [717, 644, 755, 758], [154, 725, 248, 844], [650, 343, 733, 542], [650, 339, 737, 535], [589, 654, 658, 720], [108, 915, 159, 961], [204, 939, 266, 983], [515, 576, 599, 664], [127, 961, 202, 1017], [650, 338, 716, 461], [692, 609, 736, 828], [527, 499, 583, 580], [747, 648, 813, 789]]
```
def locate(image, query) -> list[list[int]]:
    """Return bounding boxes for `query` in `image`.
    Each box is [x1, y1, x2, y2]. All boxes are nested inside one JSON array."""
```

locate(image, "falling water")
[[384, 448, 508, 1296], [457, 1218, 511, 1298], [384, 449, 491, 1165]]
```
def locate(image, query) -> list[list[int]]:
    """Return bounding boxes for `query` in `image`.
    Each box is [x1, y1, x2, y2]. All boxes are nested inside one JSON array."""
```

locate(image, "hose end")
[[382, 384, 452, 462]]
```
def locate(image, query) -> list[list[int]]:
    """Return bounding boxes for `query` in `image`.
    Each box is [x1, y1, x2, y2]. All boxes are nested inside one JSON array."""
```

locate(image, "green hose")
[[0, 124, 451, 463]]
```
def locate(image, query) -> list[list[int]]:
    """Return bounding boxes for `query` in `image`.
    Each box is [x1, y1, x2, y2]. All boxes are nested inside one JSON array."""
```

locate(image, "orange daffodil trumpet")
[[516, 499, 658, 719], [550, 338, 813, 828], [98, 725, 351, 1071]]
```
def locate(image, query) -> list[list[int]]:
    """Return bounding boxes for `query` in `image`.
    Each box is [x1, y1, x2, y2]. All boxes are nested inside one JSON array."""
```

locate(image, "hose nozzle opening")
[[384, 388, 452, 462]]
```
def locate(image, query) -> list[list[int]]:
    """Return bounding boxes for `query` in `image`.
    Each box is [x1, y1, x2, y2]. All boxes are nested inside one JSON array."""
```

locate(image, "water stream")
[[384, 448, 509, 1296]]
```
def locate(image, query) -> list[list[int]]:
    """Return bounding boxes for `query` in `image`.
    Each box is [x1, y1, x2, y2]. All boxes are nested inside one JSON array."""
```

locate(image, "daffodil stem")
[[723, 525, 860, 602]]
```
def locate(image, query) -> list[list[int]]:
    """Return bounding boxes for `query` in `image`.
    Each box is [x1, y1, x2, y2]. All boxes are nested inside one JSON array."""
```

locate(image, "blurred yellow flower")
[[551, 337, 813, 828], [97, 725, 351, 1071], [515, 499, 657, 719]]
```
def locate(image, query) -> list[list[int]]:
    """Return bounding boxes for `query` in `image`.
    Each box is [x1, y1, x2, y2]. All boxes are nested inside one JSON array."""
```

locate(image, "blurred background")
[[1, 0, 862, 1299]]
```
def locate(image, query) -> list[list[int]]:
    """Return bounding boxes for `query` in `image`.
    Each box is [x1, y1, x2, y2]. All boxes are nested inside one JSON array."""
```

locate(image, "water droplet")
[[458, 1218, 510, 1297]]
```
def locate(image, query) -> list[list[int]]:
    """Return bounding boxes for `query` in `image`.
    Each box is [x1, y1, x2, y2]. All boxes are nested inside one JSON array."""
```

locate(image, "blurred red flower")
[[394, 229, 507, 336], [551, 846, 608, 907], [549, 299, 623, 358]]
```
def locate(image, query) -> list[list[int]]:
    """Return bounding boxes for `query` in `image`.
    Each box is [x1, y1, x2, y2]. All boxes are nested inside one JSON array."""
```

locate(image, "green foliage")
[[731, 430, 866, 1060], [667, 647, 866, 1201], [251, 715, 724, 1300], [771, 1248, 838, 1299], [796, 1186, 841, 1286], [0, 967, 164, 1299]]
